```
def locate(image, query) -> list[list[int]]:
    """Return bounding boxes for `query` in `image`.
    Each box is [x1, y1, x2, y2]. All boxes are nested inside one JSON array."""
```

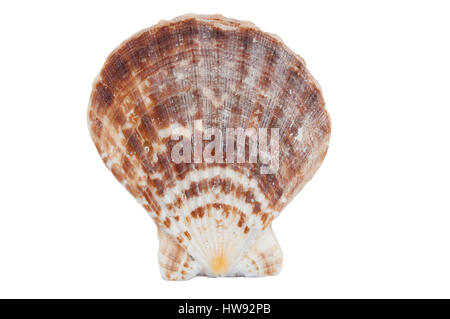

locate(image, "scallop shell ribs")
[[88, 14, 331, 280]]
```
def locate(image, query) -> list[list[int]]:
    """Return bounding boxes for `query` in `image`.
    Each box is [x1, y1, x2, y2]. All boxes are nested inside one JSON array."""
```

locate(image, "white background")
[[0, 0, 449, 298]]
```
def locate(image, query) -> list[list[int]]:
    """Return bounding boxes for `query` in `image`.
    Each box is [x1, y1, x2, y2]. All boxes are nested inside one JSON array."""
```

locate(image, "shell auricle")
[[88, 14, 331, 280]]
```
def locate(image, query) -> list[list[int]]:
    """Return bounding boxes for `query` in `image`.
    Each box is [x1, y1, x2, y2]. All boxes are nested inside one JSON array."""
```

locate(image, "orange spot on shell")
[[163, 217, 171, 228], [210, 253, 229, 275]]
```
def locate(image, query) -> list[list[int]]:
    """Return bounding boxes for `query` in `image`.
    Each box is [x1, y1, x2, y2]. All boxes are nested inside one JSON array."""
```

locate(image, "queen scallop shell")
[[88, 14, 331, 280]]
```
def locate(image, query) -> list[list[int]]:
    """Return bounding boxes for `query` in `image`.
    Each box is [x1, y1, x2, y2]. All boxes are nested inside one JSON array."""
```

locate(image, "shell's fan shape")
[[88, 14, 331, 280]]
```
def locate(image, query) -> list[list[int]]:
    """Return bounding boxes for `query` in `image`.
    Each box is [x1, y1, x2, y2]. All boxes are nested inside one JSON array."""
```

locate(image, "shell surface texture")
[[88, 14, 331, 280]]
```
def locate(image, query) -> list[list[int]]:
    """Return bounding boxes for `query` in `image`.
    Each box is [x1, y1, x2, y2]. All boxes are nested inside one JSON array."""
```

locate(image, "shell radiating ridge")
[[88, 14, 331, 280]]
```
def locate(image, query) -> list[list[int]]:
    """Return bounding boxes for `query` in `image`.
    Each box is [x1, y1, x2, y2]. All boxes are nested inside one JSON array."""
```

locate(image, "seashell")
[[88, 14, 331, 280]]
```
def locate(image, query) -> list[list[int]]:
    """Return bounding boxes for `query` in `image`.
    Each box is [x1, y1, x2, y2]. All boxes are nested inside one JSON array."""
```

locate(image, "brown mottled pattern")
[[88, 14, 330, 279], [165, 178, 263, 215], [186, 203, 251, 229]]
